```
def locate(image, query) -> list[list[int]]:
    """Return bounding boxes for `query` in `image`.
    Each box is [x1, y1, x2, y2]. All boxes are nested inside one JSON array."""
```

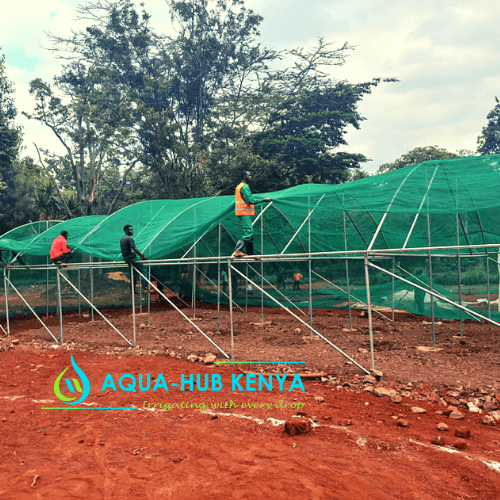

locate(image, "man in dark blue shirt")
[[120, 225, 149, 293]]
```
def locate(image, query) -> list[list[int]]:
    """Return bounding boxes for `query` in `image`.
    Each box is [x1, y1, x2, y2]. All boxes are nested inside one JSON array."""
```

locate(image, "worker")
[[50, 231, 74, 266], [120, 224, 149, 293], [293, 271, 303, 291], [233, 170, 270, 257]]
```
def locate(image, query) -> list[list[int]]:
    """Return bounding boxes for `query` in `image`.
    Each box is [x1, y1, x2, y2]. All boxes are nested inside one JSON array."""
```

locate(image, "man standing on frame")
[[120, 225, 150, 293], [233, 170, 270, 258]]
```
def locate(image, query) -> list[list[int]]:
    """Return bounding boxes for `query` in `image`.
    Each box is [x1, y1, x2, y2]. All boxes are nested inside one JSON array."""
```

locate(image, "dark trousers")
[[52, 252, 74, 264], [124, 255, 148, 289], [293, 280, 301, 291]]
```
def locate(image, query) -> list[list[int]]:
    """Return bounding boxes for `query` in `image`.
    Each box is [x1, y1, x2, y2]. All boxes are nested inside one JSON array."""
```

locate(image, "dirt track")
[[0, 302, 499, 499]]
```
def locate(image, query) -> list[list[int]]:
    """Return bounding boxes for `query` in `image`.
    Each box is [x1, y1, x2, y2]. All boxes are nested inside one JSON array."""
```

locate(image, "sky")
[[2, 0, 500, 173]]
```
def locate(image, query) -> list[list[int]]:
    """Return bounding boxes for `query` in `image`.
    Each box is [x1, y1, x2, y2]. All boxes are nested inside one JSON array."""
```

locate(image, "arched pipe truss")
[[2, 198, 500, 373]]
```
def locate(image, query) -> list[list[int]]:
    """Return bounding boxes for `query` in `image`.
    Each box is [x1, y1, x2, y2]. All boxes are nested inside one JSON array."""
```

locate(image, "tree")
[[0, 48, 39, 232], [40, 0, 397, 201], [25, 62, 143, 217], [251, 78, 395, 191], [375, 146, 472, 174], [477, 97, 500, 155], [346, 167, 369, 182], [0, 49, 21, 174]]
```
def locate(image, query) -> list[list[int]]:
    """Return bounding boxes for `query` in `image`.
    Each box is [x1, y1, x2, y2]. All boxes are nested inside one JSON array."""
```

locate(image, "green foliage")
[[346, 168, 370, 182], [252, 77, 395, 190], [24, 61, 143, 216], [376, 146, 473, 174], [31, 0, 396, 204], [477, 96, 500, 155], [0, 49, 40, 232], [0, 48, 21, 175]]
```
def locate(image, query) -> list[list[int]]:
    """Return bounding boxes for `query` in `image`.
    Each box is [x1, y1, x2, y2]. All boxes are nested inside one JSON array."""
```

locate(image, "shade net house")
[[1, 154, 500, 354]]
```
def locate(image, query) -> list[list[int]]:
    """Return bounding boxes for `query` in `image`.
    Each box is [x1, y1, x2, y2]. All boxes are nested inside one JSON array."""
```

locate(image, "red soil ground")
[[1, 300, 499, 499]]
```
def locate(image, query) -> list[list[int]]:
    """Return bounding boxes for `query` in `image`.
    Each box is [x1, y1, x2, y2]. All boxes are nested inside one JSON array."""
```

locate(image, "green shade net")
[[1, 154, 499, 320]]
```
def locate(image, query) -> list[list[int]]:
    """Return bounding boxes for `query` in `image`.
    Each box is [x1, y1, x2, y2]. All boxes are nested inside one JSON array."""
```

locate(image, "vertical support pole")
[[261, 205, 264, 324], [56, 268, 63, 344], [192, 208, 197, 319], [78, 268, 81, 315], [228, 263, 234, 359], [46, 256, 49, 318], [131, 265, 136, 348], [46, 220, 49, 318], [486, 254, 491, 320], [391, 258, 395, 322], [245, 263, 248, 312], [427, 214, 436, 348], [497, 251, 500, 313], [457, 214, 463, 336], [147, 266, 151, 326], [308, 197, 313, 333], [217, 224, 221, 332], [4, 271, 10, 335], [343, 211, 352, 329], [90, 256, 94, 321], [364, 255, 375, 369]]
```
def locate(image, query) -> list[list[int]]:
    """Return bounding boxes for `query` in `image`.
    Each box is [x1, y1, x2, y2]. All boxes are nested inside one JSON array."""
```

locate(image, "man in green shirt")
[[233, 171, 270, 257]]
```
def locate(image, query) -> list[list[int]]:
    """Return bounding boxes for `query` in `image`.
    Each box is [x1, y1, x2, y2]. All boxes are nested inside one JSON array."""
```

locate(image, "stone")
[[284, 418, 311, 436], [454, 427, 470, 439], [391, 394, 402, 404], [489, 410, 500, 421], [481, 415, 495, 426], [374, 387, 397, 398], [358, 348, 369, 354], [370, 369, 383, 379], [11, 339, 19, 345], [139, 323, 146, 329], [169, 351, 176, 358], [187, 354, 198, 362], [483, 401, 498, 411], [453, 440, 467, 450], [437, 423, 448, 432], [203, 354, 216, 365], [431, 436, 446, 446], [364, 386, 374, 393], [314, 396, 325, 403], [449, 410, 464, 420], [363, 375, 377, 384], [467, 401, 481, 413], [339, 419, 352, 426], [294, 328, 301, 335], [397, 419, 409, 428], [411, 407, 426, 414]]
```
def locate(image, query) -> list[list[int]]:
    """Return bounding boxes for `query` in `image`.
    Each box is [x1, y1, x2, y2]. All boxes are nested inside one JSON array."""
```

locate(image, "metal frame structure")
[[2, 200, 499, 373]]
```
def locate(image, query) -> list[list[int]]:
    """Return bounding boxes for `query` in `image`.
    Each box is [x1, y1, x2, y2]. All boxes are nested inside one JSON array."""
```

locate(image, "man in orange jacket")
[[233, 170, 270, 257], [50, 231, 74, 266], [293, 271, 303, 291]]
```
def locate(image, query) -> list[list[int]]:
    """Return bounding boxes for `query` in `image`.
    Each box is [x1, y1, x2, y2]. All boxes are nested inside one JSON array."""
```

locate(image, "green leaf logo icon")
[[53, 355, 91, 405]]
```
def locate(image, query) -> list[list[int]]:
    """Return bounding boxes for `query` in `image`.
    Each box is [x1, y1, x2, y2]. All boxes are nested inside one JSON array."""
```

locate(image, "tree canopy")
[[21, 0, 396, 219], [375, 146, 473, 175], [477, 96, 500, 156]]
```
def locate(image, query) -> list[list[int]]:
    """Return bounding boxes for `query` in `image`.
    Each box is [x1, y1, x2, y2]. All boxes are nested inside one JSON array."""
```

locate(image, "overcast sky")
[[2, 0, 500, 173]]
